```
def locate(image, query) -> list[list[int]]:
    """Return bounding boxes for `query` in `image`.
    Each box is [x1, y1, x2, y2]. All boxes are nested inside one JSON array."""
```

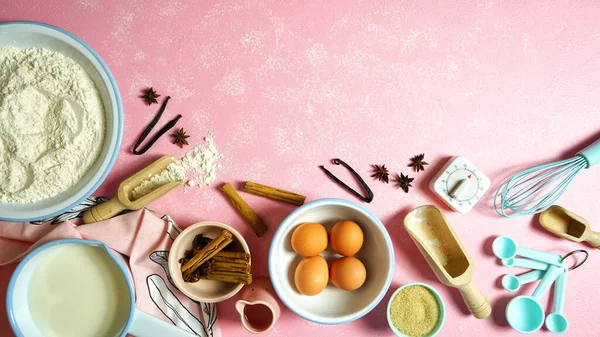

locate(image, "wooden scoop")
[[539, 205, 600, 248], [404, 205, 492, 319], [82, 156, 184, 224]]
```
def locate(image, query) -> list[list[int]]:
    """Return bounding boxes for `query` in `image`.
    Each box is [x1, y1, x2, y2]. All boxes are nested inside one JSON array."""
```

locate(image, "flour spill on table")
[[131, 135, 224, 199], [182, 134, 223, 186], [0, 46, 105, 203]]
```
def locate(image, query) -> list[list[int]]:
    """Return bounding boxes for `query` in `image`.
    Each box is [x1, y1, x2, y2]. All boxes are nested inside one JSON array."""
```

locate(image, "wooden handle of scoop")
[[82, 198, 128, 224], [586, 231, 600, 248], [459, 281, 492, 319]]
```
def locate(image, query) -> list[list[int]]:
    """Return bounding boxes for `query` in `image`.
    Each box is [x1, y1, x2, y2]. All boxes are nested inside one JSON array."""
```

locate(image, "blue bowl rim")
[[268, 198, 395, 325], [386, 282, 446, 337], [0, 21, 123, 222], [6, 238, 136, 337]]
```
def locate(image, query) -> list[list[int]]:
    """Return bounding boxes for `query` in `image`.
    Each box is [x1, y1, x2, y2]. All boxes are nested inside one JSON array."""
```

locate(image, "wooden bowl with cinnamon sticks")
[[168, 221, 251, 303]]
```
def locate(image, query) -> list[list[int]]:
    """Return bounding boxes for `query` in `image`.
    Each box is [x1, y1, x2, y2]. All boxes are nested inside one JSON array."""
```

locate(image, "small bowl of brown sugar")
[[387, 282, 445, 337]]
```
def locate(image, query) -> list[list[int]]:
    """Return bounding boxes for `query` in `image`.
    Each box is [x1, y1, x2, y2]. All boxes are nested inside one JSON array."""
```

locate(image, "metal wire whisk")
[[495, 138, 600, 217]]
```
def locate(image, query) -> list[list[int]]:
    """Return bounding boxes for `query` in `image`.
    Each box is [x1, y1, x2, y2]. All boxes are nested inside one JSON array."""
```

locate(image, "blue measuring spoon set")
[[493, 236, 573, 334]]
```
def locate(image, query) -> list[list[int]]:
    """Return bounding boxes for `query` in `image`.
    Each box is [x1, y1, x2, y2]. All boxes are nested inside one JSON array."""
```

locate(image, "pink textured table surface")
[[2, 1, 600, 336]]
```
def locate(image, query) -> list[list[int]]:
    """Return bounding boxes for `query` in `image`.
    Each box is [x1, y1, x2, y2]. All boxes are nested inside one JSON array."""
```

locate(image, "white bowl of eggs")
[[268, 198, 395, 324]]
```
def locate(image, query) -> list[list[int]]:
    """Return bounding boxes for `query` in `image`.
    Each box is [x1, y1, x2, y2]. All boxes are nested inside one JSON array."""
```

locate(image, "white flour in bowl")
[[0, 47, 105, 203]]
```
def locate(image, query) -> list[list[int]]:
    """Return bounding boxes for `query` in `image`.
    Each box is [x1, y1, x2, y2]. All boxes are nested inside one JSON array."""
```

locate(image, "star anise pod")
[[371, 164, 390, 183], [172, 128, 190, 148], [141, 87, 160, 105], [395, 173, 414, 193], [408, 153, 429, 172]]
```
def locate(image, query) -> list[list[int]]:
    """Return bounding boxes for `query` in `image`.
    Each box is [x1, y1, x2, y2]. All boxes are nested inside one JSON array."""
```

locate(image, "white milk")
[[27, 244, 131, 337]]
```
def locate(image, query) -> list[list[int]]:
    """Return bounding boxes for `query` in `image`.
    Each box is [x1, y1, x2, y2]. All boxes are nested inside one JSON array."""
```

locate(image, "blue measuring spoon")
[[546, 271, 569, 334], [505, 264, 565, 333], [493, 236, 563, 266], [502, 258, 550, 270], [502, 269, 545, 292]]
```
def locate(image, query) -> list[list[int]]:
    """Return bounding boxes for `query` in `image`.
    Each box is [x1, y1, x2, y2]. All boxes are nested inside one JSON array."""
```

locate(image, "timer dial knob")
[[429, 156, 490, 214], [447, 170, 478, 201]]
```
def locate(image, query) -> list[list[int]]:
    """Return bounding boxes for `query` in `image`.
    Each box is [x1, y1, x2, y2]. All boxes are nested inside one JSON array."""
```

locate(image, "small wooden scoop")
[[404, 205, 492, 319], [83, 156, 184, 224], [539, 205, 600, 248]]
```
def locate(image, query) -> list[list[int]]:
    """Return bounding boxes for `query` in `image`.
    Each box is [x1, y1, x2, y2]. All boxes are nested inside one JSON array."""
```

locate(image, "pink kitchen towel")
[[0, 197, 221, 337]]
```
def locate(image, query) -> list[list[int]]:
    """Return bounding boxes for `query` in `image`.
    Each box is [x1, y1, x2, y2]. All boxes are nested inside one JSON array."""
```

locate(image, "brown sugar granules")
[[389, 285, 440, 337]]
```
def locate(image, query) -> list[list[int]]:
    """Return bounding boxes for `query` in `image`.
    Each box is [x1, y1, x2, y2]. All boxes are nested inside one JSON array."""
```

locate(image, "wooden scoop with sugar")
[[404, 205, 492, 319]]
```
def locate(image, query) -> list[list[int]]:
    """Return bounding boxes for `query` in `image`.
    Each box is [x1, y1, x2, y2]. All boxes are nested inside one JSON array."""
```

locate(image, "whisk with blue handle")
[[495, 138, 600, 217]]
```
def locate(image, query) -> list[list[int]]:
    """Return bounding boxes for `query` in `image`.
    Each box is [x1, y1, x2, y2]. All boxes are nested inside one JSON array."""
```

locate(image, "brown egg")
[[294, 256, 329, 296], [330, 257, 367, 291], [330, 220, 364, 256], [291, 223, 328, 257]]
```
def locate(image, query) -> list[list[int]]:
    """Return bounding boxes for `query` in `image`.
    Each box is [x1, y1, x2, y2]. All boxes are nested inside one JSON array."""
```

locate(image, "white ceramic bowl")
[[168, 221, 250, 303], [0, 21, 122, 222], [269, 198, 395, 324]]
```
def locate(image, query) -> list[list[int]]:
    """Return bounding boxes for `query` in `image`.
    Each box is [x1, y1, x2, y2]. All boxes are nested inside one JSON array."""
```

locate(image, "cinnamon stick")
[[200, 271, 253, 285], [220, 182, 268, 237], [181, 230, 233, 274], [211, 251, 250, 262], [195, 250, 251, 263], [242, 181, 306, 206], [211, 261, 251, 274]]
